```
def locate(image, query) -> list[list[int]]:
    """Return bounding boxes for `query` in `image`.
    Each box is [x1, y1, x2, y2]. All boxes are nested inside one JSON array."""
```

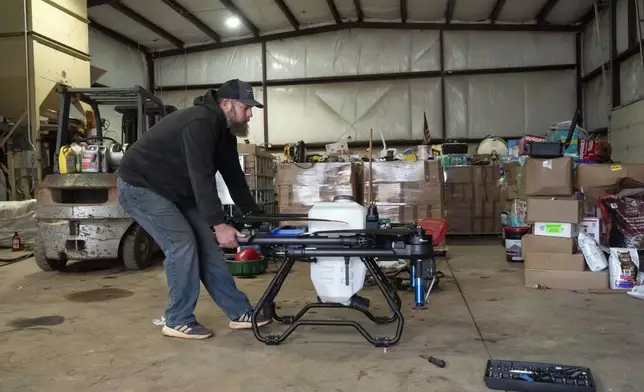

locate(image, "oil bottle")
[[58, 145, 77, 174], [81, 145, 100, 173]]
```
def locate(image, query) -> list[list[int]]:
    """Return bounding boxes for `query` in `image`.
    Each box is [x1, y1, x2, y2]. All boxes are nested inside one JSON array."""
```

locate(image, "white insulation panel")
[[581, 0, 629, 77], [266, 29, 440, 79], [584, 70, 612, 131], [265, 79, 442, 144], [155, 44, 263, 86], [445, 71, 576, 139], [620, 55, 644, 105], [155, 28, 578, 144], [89, 28, 147, 88], [443, 31, 575, 70], [88, 27, 149, 143], [582, 8, 609, 76], [611, 98, 644, 162]]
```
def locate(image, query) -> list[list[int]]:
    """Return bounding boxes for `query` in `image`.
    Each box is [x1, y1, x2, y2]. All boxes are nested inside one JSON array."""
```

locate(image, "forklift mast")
[[54, 85, 173, 171]]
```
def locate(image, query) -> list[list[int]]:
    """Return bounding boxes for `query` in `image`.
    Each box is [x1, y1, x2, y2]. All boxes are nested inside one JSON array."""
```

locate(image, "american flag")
[[422, 111, 431, 145]]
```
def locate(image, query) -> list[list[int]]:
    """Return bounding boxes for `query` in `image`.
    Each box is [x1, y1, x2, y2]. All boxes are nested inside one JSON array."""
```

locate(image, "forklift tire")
[[120, 225, 155, 270], [34, 240, 67, 271]]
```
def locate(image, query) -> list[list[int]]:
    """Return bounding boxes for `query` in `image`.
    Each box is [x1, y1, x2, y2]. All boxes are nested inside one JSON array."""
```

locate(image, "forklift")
[[34, 85, 174, 272]]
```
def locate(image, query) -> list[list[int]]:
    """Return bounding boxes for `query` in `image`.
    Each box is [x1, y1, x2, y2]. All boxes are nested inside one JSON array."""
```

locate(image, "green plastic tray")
[[226, 257, 268, 277]]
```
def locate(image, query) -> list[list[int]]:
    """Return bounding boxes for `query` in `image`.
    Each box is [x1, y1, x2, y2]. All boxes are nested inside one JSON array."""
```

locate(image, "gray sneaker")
[[162, 322, 213, 340], [229, 310, 272, 330]]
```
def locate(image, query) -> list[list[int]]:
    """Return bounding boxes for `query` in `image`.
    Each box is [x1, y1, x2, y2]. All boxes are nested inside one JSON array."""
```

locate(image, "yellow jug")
[[58, 146, 76, 174]]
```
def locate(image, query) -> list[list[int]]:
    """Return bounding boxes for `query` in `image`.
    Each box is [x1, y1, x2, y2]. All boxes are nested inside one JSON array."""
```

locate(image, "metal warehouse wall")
[[153, 29, 577, 146], [87, 27, 149, 144], [582, 0, 644, 161]]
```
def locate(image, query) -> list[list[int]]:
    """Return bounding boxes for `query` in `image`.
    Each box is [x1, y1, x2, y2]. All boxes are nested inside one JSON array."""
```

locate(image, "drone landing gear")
[[251, 256, 404, 348]]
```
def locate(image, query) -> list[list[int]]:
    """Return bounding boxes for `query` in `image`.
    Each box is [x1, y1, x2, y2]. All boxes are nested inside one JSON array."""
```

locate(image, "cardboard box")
[[522, 234, 576, 256], [533, 222, 579, 238], [526, 198, 583, 224], [525, 157, 574, 196], [576, 163, 644, 189], [276, 162, 363, 207], [524, 269, 609, 290], [524, 252, 586, 271], [444, 165, 502, 234]]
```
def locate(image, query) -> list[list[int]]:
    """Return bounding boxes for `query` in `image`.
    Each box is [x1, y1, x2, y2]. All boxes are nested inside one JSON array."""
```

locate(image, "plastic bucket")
[[503, 226, 530, 262]]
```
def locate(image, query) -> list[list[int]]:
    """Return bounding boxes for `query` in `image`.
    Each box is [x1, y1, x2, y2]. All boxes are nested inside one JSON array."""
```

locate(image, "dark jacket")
[[118, 89, 259, 226]]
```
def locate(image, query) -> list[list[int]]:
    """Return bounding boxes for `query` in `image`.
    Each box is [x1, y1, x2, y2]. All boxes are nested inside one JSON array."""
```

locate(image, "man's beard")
[[224, 110, 249, 138]]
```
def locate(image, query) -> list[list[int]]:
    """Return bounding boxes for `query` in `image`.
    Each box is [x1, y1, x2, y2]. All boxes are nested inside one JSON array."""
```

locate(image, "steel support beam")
[[628, 0, 638, 49], [353, 0, 364, 22], [610, 0, 620, 108], [327, 0, 342, 24], [159, 0, 221, 42], [87, 0, 118, 7], [219, 0, 260, 37], [440, 31, 446, 139], [261, 41, 269, 145], [445, 0, 456, 23], [400, 0, 407, 23], [576, 32, 584, 126], [109, 1, 184, 48], [145, 53, 155, 93], [275, 0, 299, 30], [536, 0, 560, 23], [154, 21, 580, 58], [89, 19, 148, 52], [157, 64, 575, 91], [489, 0, 506, 24]]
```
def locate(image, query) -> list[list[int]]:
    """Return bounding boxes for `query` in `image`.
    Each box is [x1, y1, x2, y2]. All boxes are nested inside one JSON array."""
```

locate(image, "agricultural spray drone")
[[227, 199, 438, 348]]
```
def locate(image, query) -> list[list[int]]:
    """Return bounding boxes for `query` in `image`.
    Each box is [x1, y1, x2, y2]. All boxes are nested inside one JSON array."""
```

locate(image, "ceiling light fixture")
[[226, 16, 241, 28]]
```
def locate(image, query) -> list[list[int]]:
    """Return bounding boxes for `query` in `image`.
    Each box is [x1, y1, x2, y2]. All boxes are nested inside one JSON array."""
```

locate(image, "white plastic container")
[[81, 145, 100, 173], [308, 196, 367, 305]]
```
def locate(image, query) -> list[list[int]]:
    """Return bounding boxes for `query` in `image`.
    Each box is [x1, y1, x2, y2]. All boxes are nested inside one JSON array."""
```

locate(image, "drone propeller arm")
[[237, 235, 362, 247]]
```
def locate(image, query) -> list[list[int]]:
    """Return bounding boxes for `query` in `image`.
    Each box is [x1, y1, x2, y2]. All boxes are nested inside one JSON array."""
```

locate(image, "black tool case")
[[527, 110, 581, 159], [484, 359, 596, 392]]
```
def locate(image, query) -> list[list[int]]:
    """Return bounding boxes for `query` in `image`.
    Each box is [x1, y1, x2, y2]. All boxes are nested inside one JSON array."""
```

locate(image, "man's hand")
[[214, 223, 245, 248]]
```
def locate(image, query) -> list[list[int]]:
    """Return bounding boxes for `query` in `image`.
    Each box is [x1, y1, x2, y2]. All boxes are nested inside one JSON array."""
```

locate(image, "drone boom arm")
[[237, 230, 433, 260]]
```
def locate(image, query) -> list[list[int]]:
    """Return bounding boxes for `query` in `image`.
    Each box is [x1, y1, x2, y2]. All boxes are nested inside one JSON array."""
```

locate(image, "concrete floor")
[[0, 239, 642, 392]]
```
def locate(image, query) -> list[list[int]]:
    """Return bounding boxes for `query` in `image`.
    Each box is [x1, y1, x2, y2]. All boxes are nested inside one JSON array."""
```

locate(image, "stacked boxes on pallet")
[[363, 161, 444, 224], [276, 162, 363, 220], [443, 166, 502, 234], [522, 156, 608, 290], [237, 144, 277, 214]]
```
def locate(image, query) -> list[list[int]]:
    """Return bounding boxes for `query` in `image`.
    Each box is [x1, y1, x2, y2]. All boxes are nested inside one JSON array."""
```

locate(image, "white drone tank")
[[308, 195, 367, 305]]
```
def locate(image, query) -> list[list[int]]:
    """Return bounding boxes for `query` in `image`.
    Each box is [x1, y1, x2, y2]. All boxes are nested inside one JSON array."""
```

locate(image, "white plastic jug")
[[308, 196, 367, 305], [81, 145, 100, 173]]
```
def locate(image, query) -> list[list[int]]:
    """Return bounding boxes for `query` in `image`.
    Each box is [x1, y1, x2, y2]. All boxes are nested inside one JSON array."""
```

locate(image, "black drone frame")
[[237, 227, 434, 348]]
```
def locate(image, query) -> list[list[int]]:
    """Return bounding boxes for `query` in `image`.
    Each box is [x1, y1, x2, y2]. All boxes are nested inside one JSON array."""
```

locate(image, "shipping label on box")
[[533, 222, 579, 238]]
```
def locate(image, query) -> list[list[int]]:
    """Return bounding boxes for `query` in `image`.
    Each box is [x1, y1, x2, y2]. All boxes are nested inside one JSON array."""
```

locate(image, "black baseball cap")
[[217, 79, 264, 108]]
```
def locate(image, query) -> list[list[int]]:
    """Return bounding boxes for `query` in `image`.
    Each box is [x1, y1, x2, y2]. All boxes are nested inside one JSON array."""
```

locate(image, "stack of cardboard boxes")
[[522, 156, 609, 290], [443, 166, 503, 234], [276, 162, 363, 217], [363, 161, 444, 223]]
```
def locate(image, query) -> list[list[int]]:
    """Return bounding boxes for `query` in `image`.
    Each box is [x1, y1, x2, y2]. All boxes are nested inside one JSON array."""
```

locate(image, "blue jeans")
[[116, 177, 252, 327]]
